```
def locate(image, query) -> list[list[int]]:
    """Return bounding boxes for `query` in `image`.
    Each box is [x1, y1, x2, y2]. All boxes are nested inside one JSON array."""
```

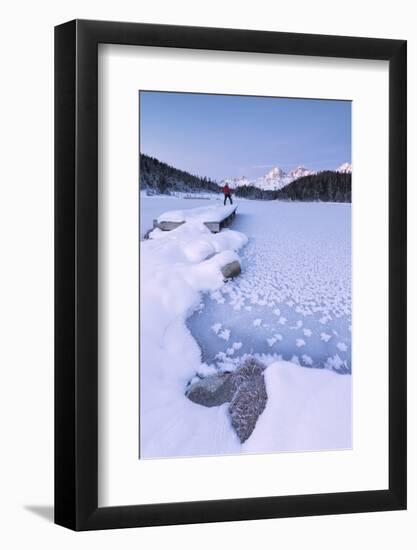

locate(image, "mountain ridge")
[[222, 162, 351, 191]]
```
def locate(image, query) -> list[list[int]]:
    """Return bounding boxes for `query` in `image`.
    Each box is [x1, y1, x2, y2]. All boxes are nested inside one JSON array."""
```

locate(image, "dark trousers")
[[224, 193, 233, 205]]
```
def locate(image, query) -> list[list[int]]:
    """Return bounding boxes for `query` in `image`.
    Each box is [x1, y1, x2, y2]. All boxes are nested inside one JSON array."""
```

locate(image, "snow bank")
[[157, 204, 236, 224], [140, 220, 247, 458], [140, 196, 224, 239], [244, 361, 351, 453]]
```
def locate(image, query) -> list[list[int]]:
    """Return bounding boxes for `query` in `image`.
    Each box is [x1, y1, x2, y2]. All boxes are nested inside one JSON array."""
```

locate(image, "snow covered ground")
[[244, 360, 351, 453], [140, 196, 351, 459]]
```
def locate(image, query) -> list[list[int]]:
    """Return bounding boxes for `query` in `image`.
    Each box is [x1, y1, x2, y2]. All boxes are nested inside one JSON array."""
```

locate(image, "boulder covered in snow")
[[228, 358, 267, 443], [185, 357, 267, 443], [229, 378, 267, 443], [186, 372, 235, 407], [221, 260, 241, 279]]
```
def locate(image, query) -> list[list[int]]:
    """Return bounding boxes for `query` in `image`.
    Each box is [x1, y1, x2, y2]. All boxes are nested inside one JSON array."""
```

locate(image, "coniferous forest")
[[233, 171, 351, 202], [140, 154, 220, 195]]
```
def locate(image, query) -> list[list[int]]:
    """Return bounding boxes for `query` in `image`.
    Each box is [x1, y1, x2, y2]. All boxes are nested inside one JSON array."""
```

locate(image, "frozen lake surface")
[[140, 196, 352, 458], [187, 200, 351, 373]]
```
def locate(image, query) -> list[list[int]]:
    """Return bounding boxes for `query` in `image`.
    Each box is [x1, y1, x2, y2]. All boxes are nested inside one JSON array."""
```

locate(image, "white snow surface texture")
[[140, 197, 351, 458], [157, 204, 236, 223]]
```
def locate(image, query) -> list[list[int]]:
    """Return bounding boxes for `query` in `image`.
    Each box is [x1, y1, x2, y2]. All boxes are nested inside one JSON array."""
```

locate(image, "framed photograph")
[[55, 20, 406, 530]]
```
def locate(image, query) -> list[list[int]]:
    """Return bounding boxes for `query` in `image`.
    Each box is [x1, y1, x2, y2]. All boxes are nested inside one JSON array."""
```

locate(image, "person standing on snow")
[[222, 183, 233, 205]]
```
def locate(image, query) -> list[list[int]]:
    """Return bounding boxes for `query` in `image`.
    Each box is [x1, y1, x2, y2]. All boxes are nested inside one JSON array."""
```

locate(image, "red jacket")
[[223, 184, 231, 195]]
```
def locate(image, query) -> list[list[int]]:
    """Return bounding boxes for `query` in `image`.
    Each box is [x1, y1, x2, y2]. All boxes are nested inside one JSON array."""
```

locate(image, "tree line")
[[140, 154, 351, 202], [140, 154, 221, 195], [233, 171, 351, 202]]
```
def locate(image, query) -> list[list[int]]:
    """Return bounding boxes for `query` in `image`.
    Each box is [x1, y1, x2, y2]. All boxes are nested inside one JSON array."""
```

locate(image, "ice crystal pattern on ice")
[[188, 201, 351, 373]]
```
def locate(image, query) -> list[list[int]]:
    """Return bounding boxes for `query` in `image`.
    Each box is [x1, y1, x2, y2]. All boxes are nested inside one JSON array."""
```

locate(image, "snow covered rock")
[[229, 379, 267, 443], [186, 372, 235, 407], [186, 357, 268, 443], [221, 260, 241, 279], [228, 357, 268, 443]]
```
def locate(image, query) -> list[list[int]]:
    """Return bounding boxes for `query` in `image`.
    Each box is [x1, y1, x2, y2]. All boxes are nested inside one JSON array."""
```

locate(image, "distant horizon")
[[140, 91, 351, 182], [140, 150, 351, 183]]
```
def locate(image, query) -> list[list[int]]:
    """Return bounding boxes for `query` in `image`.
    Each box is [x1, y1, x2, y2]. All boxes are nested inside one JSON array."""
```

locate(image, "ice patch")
[[189, 200, 351, 375]]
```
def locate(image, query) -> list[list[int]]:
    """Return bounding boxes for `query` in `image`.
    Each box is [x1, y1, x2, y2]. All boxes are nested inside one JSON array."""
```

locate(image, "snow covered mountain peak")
[[336, 162, 352, 174], [221, 161, 350, 192], [253, 166, 291, 191], [222, 164, 317, 192], [265, 166, 287, 179], [288, 166, 314, 179]]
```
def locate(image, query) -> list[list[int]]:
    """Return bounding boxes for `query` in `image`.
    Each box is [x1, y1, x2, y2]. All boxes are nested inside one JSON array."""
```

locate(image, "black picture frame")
[[55, 19, 407, 531]]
